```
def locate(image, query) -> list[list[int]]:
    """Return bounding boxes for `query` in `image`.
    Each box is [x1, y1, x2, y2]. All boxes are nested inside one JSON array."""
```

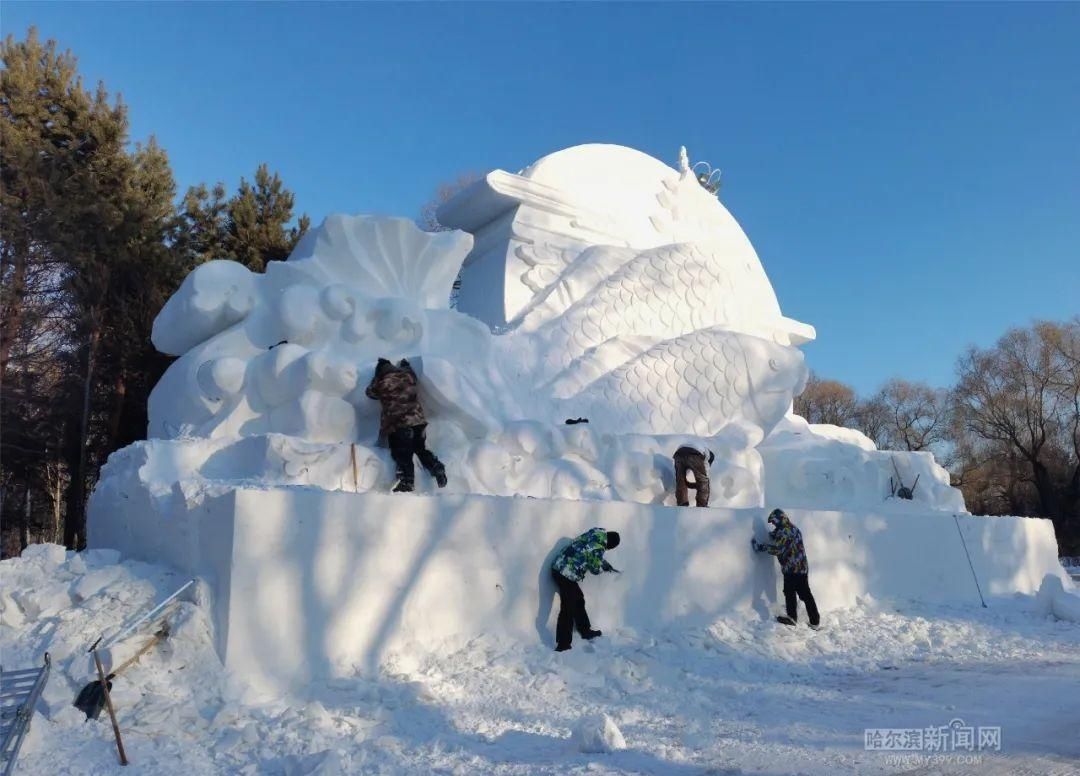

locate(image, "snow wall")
[[89, 485, 1068, 694]]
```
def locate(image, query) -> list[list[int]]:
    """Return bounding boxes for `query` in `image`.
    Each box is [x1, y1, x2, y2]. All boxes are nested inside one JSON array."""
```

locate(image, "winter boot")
[[434, 466, 448, 489], [582, 629, 603, 640], [393, 480, 414, 493], [776, 616, 796, 627], [555, 643, 572, 652], [809, 622, 821, 631]]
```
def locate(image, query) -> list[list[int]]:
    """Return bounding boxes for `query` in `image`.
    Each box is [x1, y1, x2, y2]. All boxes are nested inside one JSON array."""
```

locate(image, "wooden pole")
[[91, 648, 128, 765], [350, 443, 359, 492], [109, 622, 169, 679]]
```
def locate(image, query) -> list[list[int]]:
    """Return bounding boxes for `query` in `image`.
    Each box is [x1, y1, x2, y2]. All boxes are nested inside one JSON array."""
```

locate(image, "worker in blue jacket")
[[550, 528, 621, 651], [753, 509, 820, 629]]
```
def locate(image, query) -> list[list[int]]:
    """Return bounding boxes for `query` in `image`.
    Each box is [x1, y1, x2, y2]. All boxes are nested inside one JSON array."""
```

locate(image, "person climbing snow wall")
[[365, 358, 448, 493], [550, 528, 621, 651], [752, 509, 820, 629]]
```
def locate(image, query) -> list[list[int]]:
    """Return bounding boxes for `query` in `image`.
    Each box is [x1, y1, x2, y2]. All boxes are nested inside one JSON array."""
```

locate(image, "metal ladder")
[[0, 654, 51, 776]]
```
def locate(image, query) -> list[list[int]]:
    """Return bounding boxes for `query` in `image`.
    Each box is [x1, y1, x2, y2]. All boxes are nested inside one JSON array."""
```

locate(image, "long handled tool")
[[90, 645, 127, 766], [79, 578, 194, 766], [101, 579, 194, 651], [953, 514, 987, 608], [75, 622, 170, 720]]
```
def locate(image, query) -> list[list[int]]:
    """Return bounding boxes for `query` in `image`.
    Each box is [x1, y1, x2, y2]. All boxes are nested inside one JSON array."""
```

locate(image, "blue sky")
[[4, 2, 1078, 395]]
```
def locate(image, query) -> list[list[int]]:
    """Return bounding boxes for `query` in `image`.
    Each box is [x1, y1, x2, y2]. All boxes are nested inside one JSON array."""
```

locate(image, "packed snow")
[[4, 545, 1080, 775]]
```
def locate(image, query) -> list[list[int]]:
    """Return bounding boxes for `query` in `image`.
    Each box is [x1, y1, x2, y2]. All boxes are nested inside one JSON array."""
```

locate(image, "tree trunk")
[[48, 461, 63, 544], [0, 244, 27, 381], [20, 485, 31, 551], [106, 370, 127, 450], [63, 325, 100, 550], [1030, 459, 1059, 519]]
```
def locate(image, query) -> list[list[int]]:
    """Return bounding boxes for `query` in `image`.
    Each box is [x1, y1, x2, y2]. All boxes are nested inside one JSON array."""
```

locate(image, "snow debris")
[[572, 713, 626, 753]]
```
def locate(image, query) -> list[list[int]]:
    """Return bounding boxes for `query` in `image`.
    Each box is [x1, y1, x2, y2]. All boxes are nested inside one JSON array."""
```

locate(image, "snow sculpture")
[[88, 144, 1064, 693], [149, 217, 498, 443], [141, 143, 961, 512]]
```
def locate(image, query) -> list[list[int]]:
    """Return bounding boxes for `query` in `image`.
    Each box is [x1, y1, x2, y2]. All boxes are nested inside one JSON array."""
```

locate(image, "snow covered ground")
[[4, 545, 1079, 775]]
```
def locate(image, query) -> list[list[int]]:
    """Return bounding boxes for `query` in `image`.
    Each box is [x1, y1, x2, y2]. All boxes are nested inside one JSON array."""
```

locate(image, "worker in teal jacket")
[[550, 528, 621, 651]]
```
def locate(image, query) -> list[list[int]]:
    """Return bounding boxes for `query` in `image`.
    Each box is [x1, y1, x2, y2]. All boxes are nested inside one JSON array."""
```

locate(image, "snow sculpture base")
[[89, 484, 1067, 693]]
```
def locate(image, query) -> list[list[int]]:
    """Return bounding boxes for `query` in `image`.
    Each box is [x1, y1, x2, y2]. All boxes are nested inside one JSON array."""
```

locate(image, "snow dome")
[[439, 143, 815, 342]]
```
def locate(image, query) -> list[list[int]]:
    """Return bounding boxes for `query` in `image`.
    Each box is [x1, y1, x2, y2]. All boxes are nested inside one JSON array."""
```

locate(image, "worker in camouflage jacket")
[[752, 509, 820, 629], [550, 527, 621, 652], [365, 358, 447, 493]]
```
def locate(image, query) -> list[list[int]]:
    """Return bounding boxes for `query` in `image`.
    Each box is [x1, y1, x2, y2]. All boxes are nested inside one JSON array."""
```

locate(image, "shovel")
[[74, 621, 170, 720]]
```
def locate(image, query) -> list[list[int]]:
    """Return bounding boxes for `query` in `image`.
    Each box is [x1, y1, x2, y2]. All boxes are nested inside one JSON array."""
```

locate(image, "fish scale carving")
[[526, 244, 739, 379], [560, 327, 800, 436]]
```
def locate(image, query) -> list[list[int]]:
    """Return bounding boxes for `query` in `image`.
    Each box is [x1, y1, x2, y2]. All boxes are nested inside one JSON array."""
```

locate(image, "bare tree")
[[864, 379, 950, 452], [417, 172, 483, 233], [793, 371, 860, 427], [953, 319, 1080, 552], [417, 172, 484, 309]]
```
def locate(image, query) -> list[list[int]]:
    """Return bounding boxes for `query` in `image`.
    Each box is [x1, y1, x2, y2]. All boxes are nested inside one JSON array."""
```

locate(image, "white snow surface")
[[4, 545, 1080, 775]]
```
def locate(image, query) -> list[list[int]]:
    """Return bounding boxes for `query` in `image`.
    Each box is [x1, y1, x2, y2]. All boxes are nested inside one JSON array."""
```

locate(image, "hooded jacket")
[[552, 528, 616, 582], [762, 510, 808, 575], [365, 359, 426, 434]]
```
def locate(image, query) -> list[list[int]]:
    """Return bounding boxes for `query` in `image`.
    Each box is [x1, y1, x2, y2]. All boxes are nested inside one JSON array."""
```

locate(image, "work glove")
[[601, 560, 621, 573], [751, 538, 764, 552]]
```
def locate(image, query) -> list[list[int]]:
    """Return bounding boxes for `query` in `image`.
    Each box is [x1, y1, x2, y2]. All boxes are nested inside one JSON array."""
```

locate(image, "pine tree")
[[177, 181, 229, 269], [1, 29, 127, 550], [2, 29, 181, 550], [225, 163, 309, 272], [2, 29, 310, 552]]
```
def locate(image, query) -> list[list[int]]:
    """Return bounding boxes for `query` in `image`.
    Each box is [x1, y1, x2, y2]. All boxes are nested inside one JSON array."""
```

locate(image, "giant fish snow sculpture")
[[138, 143, 960, 512]]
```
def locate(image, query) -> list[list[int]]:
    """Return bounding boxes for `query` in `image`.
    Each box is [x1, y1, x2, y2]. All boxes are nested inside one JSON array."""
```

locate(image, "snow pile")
[[1037, 574, 1080, 624], [4, 545, 1080, 775], [759, 415, 965, 513], [572, 714, 626, 753]]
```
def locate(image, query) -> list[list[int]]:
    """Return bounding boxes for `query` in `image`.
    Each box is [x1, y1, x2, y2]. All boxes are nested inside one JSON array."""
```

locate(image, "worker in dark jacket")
[[673, 444, 714, 507], [550, 528, 621, 652], [365, 358, 447, 492], [752, 509, 820, 629]]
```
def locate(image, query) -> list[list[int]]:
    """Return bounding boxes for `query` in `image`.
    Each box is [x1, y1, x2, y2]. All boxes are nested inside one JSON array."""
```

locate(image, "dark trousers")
[[783, 572, 819, 626], [552, 570, 592, 647], [674, 447, 710, 507], [388, 424, 443, 488]]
